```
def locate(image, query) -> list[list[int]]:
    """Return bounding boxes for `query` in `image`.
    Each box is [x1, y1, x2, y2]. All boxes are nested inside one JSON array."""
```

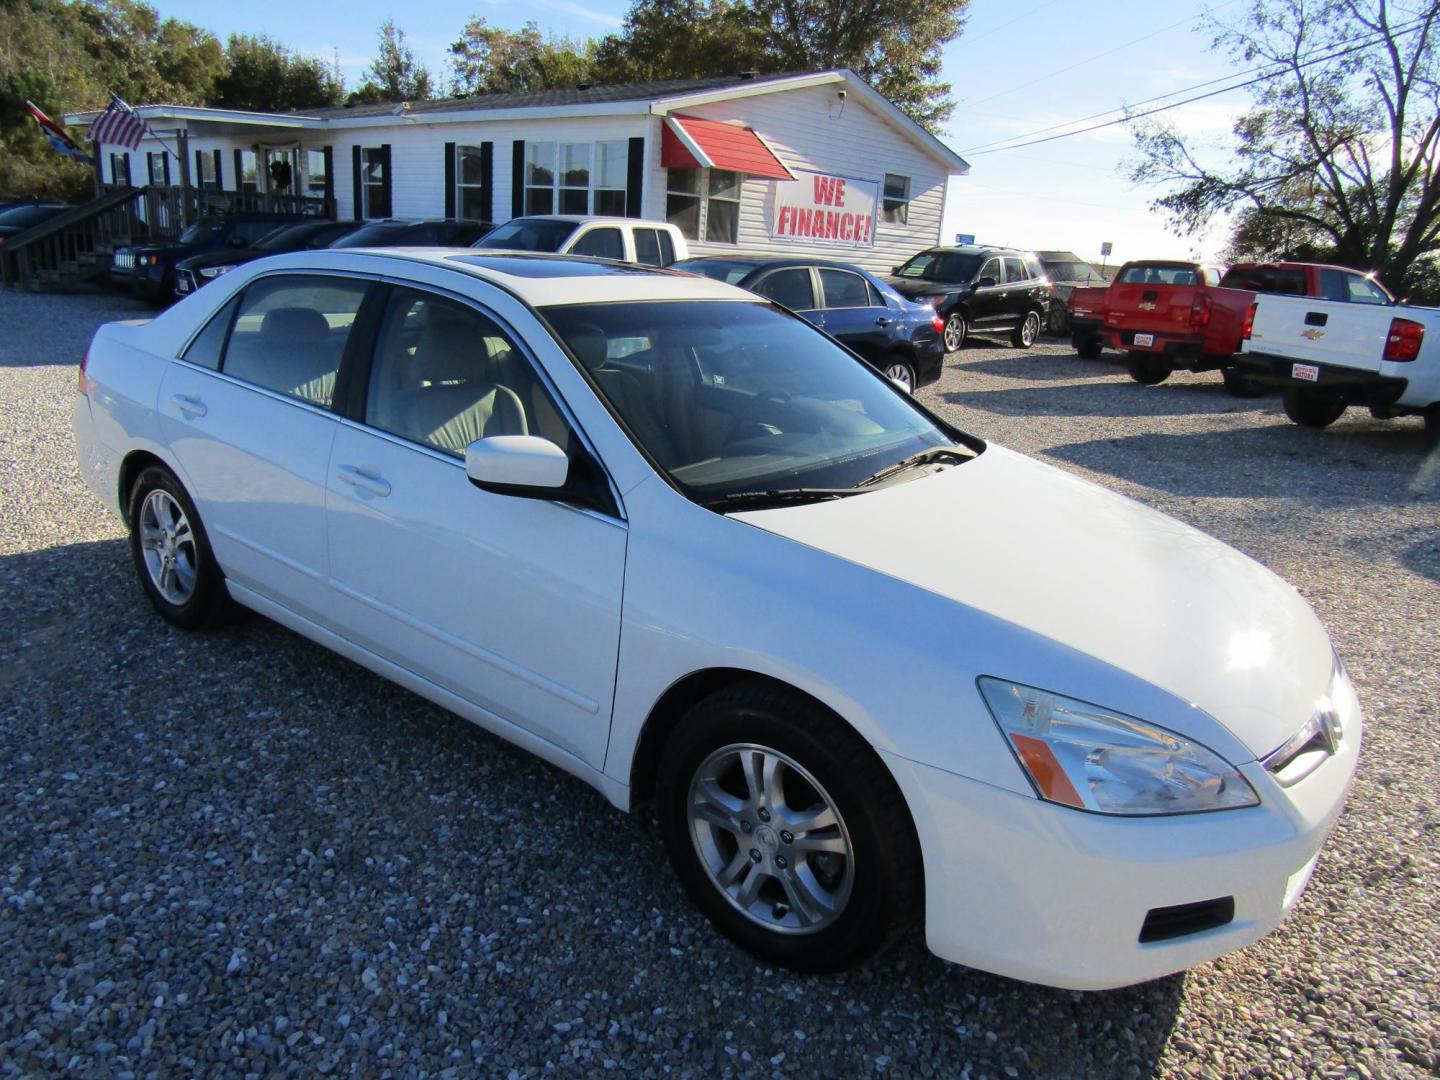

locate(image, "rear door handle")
[[336, 464, 392, 498], [170, 393, 207, 418], [875, 316, 893, 326]]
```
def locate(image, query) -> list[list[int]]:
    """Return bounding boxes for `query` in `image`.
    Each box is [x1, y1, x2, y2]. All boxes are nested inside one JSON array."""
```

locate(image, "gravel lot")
[[1, 288, 1437, 1078]]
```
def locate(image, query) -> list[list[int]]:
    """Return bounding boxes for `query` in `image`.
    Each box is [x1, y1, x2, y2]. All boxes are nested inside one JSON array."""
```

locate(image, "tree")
[[449, 17, 593, 96], [1129, 0, 1440, 293], [357, 19, 433, 103], [592, 0, 969, 131], [212, 34, 343, 113]]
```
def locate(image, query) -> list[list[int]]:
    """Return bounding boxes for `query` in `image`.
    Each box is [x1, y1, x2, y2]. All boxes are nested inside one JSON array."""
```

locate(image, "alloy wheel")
[[1021, 312, 1039, 346], [138, 489, 198, 605], [943, 315, 965, 352], [883, 361, 915, 393], [687, 743, 855, 935]]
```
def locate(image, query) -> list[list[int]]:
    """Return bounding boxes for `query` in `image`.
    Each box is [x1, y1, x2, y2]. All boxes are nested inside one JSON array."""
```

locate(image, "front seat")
[[406, 307, 527, 454]]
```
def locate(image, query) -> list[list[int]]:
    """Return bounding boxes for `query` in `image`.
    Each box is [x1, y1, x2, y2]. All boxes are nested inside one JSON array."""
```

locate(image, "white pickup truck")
[[1235, 293, 1439, 437]]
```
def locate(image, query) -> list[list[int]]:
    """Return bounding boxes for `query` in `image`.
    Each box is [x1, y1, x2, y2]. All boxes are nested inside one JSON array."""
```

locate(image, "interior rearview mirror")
[[466, 435, 570, 493]]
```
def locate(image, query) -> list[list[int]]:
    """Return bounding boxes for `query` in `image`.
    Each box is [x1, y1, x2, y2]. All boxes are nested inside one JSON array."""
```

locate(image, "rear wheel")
[[882, 354, 916, 394], [942, 312, 966, 352], [656, 681, 920, 972], [1282, 388, 1347, 429], [1011, 311, 1041, 349], [1422, 407, 1439, 444], [127, 465, 232, 628], [1075, 335, 1102, 360], [1221, 368, 1268, 398], [1127, 352, 1171, 385]]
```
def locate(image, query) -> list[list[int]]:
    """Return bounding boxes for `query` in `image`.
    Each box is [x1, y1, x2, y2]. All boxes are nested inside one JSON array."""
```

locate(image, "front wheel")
[[127, 465, 232, 628], [1127, 351, 1171, 385], [942, 312, 967, 353], [882, 355, 916, 393], [656, 682, 920, 972], [1282, 388, 1347, 429], [1011, 311, 1041, 349], [1221, 368, 1268, 398]]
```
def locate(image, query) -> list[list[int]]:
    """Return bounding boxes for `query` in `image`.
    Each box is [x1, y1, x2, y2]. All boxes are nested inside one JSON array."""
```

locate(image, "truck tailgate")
[[1245, 296, 1392, 372], [1104, 283, 1201, 333]]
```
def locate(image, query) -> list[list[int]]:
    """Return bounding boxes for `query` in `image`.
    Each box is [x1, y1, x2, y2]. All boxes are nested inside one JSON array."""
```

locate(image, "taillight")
[[78, 348, 91, 395], [1190, 294, 1212, 327], [1241, 301, 1258, 340], [931, 313, 945, 334], [1383, 317, 1424, 362]]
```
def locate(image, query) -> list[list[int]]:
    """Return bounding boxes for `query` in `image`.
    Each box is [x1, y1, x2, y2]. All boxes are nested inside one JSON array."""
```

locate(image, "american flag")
[[86, 94, 151, 152]]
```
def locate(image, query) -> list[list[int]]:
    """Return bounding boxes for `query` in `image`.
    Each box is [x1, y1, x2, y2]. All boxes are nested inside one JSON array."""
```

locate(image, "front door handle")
[[336, 464, 392, 498], [875, 316, 893, 326], [170, 393, 207, 418]]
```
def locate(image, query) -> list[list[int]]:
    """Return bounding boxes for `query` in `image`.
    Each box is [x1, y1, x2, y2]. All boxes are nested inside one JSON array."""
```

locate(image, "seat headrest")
[[413, 308, 481, 386], [260, 306, 330, 346], [566, 324, 609, 371]]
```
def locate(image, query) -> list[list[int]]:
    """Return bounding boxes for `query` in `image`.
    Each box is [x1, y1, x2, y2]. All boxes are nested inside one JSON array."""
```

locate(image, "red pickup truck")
[[1079, 260, 1397, 396]]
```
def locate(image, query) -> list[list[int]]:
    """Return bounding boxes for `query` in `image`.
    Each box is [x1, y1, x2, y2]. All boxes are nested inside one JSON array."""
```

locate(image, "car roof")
[[920, 245, 1038, 258], [507, 215, 655, 226], [250, 249, 755, 307], [677, 255, 882, 274]]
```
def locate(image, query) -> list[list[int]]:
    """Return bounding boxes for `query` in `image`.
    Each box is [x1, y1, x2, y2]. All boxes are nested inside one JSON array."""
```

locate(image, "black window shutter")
[[480, 141, 493, 223], [233, 149, 243, 191], [213, 148, 223, 189], [626, 137, 644, 218], [162, 153, 171, 185], [352, 145, 363, 217], [380, 144, 392, 214], [511, 140, 525, 219], [322, 146, 334, 206], [444, 142, 456, 218], [194, 149, 204, 188]]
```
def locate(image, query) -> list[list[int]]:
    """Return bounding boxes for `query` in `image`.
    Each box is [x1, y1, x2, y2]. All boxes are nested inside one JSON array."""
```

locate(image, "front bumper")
[[1235, 351, 1408, 408], [884, 681, 1361, 991]]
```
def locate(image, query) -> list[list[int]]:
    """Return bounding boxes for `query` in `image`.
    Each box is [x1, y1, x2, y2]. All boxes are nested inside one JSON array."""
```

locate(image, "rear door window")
[[1219, 267, 1308, 295], [182, 296, 240, 370], [657, 230, 676, 266], [754, 268, 816, 311], [818, 269, 872, 309], [634, 229, 662, 267], [1002, 257, 1028, 283], [221, 275, 369, 408], [571, 228, 625, 261]]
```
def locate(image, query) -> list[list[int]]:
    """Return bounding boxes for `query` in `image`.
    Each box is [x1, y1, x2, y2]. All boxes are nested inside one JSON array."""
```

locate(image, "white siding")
[[643, 84, 951, 273]]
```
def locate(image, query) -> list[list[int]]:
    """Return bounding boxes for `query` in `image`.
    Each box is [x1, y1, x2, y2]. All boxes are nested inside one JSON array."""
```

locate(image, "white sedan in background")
[[72, 249, 1360, 990]]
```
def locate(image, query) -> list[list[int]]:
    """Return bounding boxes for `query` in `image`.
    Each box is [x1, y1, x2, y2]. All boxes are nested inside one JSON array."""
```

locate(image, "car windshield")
[[176, 221, 222, 245], [894, 251, 984, 283], [475, 219, 579, 253], [543, 300, 961, 505], [674, 259, 761, 285]]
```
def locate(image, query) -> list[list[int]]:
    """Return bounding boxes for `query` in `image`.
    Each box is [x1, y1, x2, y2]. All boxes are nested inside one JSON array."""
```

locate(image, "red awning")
[[661, 115, 795, 180]]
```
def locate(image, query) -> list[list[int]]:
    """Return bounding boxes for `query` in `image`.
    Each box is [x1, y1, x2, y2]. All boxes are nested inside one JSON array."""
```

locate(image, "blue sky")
[[151, 0, 1250, 261]]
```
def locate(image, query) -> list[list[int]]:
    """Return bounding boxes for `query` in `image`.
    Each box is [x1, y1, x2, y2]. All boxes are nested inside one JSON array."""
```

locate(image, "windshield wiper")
[[856, 446, 970, 489], [700, 487, 861, 512]]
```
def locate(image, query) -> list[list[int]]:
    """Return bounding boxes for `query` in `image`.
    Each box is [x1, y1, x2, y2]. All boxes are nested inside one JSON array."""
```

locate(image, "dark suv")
[[111, 213, 308, 304], [887, 245, 1052, 351]]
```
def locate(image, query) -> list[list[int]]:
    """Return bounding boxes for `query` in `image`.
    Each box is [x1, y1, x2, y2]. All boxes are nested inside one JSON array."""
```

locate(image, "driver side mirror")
[[975, 276, 997, 289], [892, 266, 902, 274], [465, 435, 616, 515]]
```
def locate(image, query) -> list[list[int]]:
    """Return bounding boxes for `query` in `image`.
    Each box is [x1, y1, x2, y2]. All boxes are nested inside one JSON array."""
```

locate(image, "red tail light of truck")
[[1383, 318, 1424, 362], [1190, 295, 1212, 328], [1241, 301, 1258, 340]]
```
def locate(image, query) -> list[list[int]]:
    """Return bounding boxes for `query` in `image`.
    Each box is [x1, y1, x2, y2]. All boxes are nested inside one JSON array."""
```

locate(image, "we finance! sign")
[[771, 170, 879, 247]]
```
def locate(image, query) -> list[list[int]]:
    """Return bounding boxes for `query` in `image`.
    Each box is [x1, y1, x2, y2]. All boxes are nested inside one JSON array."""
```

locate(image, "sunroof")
[[448, 254, 662, 279]]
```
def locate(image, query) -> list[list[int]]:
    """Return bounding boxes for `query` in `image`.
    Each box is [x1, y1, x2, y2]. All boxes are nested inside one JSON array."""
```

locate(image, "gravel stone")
[[1, 289, 1437, 1077]]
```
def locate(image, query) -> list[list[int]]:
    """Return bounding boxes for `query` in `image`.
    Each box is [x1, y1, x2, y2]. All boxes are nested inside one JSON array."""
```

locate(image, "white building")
[[69, 70, 969, 272]]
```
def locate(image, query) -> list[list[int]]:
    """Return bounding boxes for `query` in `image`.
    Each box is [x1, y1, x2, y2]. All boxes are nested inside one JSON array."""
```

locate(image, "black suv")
[[111, 213, 309, 304], [328, 218, 495, 248], [175, 219, 362, 297], [887, 245, 1052, 351]]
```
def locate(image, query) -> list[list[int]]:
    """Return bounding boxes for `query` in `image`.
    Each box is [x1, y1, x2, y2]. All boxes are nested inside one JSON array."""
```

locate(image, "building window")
[[882, 174, 910, 225], [665, 168, 741, 245], [305, 149, 328, 199], [456, 145, 486, 219], [196, 152, 216, 190], [526, 140, 628, 216], [109, 153, 131, 186], [237, 150, 259, 194], [361, 147, 390, 218], [147, 151, 167, 186]]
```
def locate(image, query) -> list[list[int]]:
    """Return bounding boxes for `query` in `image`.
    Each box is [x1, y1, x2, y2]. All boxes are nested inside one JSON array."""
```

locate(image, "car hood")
[[732, 445, 1331, 759], [177, 250, 259, 271]]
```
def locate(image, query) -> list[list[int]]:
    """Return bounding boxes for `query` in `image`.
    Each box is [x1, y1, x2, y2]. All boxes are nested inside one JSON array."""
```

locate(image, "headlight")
[[978, 678, 1258, 815], [198, 266, 232, 279]]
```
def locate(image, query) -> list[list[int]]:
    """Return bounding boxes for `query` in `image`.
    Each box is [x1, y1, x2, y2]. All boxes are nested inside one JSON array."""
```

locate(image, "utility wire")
[[962, 18, 1426, 156]]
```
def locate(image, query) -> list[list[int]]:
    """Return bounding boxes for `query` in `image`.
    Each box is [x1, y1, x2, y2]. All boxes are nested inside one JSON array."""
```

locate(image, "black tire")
[[1282, 388, 1347, 429], [942, 311, 966, 353], [1047, 305, 1070, 336], [1127, 351, 1171, 385], [1075, 334, 1103, 360], [1011, 310, 1041, 349], [1221, 368, 1268, 398], [656, 681, 921, 973], [126, 465, 232, 629], [1425, 408, 1440, 444], [881, 353, 917, 394]]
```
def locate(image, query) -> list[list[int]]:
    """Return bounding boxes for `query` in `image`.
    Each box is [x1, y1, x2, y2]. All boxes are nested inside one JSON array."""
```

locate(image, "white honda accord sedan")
[[72, 249, 1360, 990]]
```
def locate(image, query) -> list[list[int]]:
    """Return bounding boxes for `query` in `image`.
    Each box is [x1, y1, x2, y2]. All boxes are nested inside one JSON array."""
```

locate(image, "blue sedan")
[[672, 256, 948, 392]]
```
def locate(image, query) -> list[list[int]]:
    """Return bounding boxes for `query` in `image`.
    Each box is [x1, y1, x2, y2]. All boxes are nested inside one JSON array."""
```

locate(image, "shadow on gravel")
[[943, 380, 1273, 419], [1400, 534, 1440, 584], [954, 352, 1125, 382], [1045, 425, 1440, 504], [1, 537, 1189, 1077]]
